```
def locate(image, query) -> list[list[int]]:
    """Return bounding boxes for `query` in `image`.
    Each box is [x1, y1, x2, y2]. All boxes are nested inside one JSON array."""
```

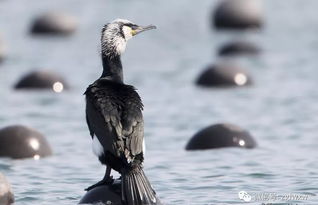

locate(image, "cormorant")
[[84, 19, 157, 205]]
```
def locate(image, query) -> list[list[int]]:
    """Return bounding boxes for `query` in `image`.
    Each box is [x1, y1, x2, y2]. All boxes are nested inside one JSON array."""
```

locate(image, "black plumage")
[[84, 19, 157, 205], [85, 79, 144, 170]]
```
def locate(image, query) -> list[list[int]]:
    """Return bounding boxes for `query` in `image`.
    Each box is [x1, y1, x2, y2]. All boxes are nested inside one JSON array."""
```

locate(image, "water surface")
[[0, 0, 317, 204]]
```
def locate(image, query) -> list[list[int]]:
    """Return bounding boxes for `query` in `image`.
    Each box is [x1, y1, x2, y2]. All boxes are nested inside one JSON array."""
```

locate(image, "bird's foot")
[[85, 176, 114, 191]]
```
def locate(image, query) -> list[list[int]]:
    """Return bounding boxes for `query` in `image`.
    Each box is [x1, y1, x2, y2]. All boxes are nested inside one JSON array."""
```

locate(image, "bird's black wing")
[[85, 82, 124, 158], [121, 86, 144, 160], [86, 114, 94, 139], [85, 80, 144, 164]]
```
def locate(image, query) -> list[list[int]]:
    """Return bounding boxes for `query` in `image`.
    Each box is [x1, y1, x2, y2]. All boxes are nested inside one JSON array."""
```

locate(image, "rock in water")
[[30, 12, 77, 35], [79, 179, 162, 205], [196, 63, 252, 87], [218, 41, 260, 56], [0, 125, 53, 159], [14, 70, 69, 92], [213, 0, 263, 30], [186, 123, 257, 150]]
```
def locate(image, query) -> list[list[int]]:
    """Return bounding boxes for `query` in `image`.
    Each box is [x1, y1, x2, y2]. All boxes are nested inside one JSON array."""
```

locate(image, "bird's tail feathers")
[[121, 165, 157, 205]]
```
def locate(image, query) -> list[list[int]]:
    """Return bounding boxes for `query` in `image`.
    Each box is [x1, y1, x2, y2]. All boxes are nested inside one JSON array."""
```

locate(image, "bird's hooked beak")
[[131, 25, 157, 36]]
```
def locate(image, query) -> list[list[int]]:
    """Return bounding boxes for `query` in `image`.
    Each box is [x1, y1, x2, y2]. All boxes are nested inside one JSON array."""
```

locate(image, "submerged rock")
[[79, 179, 122, 205], [213, 0, 263, 30], [0, 173, 14, 205], [14, 70, 69, 92], [79, 178, 162, 205], [218, 41, 261, 56], [186, 123, 257, 150], [0, 125, 53, 159], [196, 63, 252, 87], [30, 12, 77, 35]]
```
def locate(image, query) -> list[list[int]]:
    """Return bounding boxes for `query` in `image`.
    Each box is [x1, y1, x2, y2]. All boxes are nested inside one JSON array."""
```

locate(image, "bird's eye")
[[130, 25, 138, 30], [124, 23, 138, 30]]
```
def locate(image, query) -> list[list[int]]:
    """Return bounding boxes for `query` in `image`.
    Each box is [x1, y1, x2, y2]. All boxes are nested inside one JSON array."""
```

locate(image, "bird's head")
[[101, 19, 156, 58]]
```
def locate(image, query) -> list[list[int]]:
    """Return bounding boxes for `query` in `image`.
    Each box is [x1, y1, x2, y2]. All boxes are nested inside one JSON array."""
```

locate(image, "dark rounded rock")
[[30, 12, 77, 35], [186, 123, 257, 150], [79, 179, 162, 205], [79, 180, 121, 205], [0, 125, 53, 159], [14, 70, 69, 92], [218, 41, 260, 56], [213, 0, 263, 30], [196, 63, 252, 87], [0, 173, 14, 205]]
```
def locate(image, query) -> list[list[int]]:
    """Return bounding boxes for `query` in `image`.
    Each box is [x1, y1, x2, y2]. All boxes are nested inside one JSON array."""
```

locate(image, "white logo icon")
[[238, 191, 252, 202]]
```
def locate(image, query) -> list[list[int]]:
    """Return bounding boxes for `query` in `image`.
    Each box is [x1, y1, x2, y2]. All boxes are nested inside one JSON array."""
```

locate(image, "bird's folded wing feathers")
[[85, 84, 144, 161]]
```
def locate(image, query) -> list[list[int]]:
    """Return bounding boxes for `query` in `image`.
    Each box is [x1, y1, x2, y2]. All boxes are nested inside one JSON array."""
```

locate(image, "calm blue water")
[[1, 0, 318, 204]]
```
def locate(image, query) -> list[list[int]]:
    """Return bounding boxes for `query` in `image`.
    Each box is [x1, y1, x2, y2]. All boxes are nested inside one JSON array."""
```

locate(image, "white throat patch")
[[101, 22, 134, 57], [122, 26, 133, 41], [114, 37, 127, 56]]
